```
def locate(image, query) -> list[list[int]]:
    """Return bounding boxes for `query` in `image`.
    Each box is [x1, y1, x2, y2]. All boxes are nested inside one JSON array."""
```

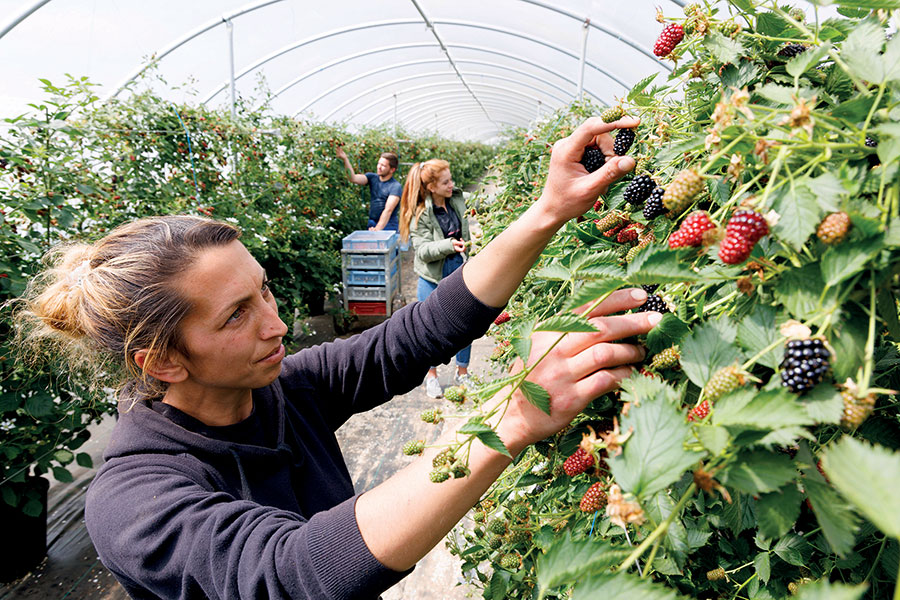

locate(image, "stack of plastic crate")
[[341, 230, 401, 316]]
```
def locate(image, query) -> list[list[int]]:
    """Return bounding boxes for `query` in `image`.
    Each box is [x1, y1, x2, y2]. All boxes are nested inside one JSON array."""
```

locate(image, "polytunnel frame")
[[382, 94, 545, 130], [1, 0, 687, 139], [403, 108, 530, 134]]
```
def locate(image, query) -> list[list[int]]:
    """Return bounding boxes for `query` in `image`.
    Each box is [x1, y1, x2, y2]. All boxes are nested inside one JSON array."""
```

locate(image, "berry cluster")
[[654, 23, 685, 57], [719, 209, 768, 264], [703, 366, 746, 401], [613, 129, 636, 155], [616, 223, 643, 244], [669, 211, 716, 248], [638, 294, 670, 314], [643, 187, 667, 219], [816, 212, 850, 245], [579, 482, 608, 512], [601, 106, 625, 123], [444, 385, 466, 404], [662, 169, 704, 214], [580, 146, 606, 173], [623, 174, 656, 204], [594, 210, 628, 233], [563, 447, 594, 476], [402, 440, 425, 455], [780, 338, 830, 394]]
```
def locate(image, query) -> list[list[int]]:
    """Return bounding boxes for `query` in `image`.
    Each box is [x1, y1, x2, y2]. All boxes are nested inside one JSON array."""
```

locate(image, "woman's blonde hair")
[[12, 215, 240, 404], [398, 159, 449, 243]]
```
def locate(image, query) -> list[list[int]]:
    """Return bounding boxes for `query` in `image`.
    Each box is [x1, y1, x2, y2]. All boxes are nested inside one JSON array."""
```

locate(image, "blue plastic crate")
[[342, 245, 400, 269], [342, 230, 399, 251], [345, 272, 400, 301], [345, 260, 399, 286]]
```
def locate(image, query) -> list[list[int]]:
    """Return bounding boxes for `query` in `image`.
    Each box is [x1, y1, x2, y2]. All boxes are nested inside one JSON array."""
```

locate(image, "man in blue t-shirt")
[[336, 147, 403, 231]]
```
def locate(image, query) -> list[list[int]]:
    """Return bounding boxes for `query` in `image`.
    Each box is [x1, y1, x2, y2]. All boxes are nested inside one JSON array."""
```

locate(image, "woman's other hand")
[[451, 239, 466, 253]]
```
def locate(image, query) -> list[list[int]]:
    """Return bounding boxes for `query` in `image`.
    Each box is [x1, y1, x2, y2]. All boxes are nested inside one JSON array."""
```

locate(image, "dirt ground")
[[0, 182, 500, 600]]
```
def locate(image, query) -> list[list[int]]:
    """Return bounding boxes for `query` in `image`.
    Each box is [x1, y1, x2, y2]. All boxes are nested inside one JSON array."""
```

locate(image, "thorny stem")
[[617, 483, 698, 572], [862, 82, 887, 135], [861, 273, 877, 392], [642, 533, 664, 578], [731, 573, 758, 600], [760, 146, 786, 208]]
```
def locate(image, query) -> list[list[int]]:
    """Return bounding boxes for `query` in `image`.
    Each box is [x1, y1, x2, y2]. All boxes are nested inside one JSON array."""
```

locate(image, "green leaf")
[[536, 536, 629, 594], [772, 182, 822, 251], [841, 19, 888, 83], [877, 285, 900, 339], [804, 478, 858, 557], [754, 551, 771, 584], [535, 312, 598, 333], [489, 570, 508, 599], [705, 30, 745, 64], [773, 533, 811, 567], [53, 449, 74, 465], [721, 450, 796, 494], [475, 430, 511, 458], [714, 388, 815, 430], [793, 579, 867, 600], [806, 171, 847, 212], [696, 424, 731, 456], [22, 499, 44, 517], [821, 437, 900, 538], [872, 122, 900, 166], [645, 314, 691, 355], [611, 386, 701, 498], [625, 248, 700, 285], [820, 236, 883, 287], [51, 466, 73, 483], [563, 278, 625, 312], [829, 315, 867, 383], [75, 452, 93, 468], [520, 380, 551, 415], [534, 264, 572, 281], [833, 0, 900, 7], [754, 83, 816, 105], [757, 484, 803, 538], [573, 573, 686, 600], [680, 319, 743, 389], [459, 419, 492, 435], [774, 263, 837, 319], [627, 73, 658, 101], [737, 305, 781, 370], [802, 384, 844, 424], [24, 393, 54, 418], [786, 43, 832, 78]]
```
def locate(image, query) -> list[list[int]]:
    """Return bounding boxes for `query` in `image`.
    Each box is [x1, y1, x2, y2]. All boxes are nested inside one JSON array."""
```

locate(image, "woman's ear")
[[133, 349, 188, 384]]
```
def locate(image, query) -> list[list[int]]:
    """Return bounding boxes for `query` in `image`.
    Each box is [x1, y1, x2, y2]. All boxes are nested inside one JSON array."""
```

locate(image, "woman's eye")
[[261, 280, 270, 295], [227, 306, 245, 323]]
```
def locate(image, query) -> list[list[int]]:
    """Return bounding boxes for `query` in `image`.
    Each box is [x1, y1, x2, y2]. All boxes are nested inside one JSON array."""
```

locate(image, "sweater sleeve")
[[86, 457, 408, 600], [281, 267, 503, 428]]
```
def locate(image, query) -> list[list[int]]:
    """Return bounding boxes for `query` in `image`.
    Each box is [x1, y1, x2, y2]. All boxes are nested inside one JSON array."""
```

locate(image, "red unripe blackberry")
[[780, 338, 831, 394], [563, 447, 595, 476], [816, 212, 850, 245], [494, 311, 511, 325], [643, 187, 667, 219], [617, 223, 642, 243], [603, 222, 628, 238], [592, 198, 604, 212], [703, 366, 746, 401], [613, 129, 636, 155], [654, 23, 685, 57], [840, 391, 876, 430], [650, 345, 681, 370], [725, 209, 769, 243], [669, 211, 716, 248], [687, 400, 710, 422], [580, 146, 606, 173], [718, 234, 754, 264], [601, 106, 625, 123], [662, 169, 704, 214], [623, 174, 656, 204], [579, 482, 608, 512], [638, 294, 670, 313], [777, 43, 807, 58]]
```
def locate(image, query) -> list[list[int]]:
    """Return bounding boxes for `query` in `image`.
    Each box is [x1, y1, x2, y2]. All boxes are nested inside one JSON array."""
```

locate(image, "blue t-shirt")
[[364, 173, 402, 230]]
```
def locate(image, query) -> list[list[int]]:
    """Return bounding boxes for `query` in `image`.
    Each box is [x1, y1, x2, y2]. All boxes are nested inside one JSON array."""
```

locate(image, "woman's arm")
[[463, 116, 639, 308]]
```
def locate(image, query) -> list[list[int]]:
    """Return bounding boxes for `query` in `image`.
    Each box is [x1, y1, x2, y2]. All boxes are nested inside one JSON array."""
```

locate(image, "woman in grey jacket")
[[399, 159, 471, 398]]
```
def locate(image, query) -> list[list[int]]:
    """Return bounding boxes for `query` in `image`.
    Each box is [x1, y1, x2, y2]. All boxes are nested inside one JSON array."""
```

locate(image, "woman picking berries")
[[12, 117, 660, 600], [399, 159, 474, 398]]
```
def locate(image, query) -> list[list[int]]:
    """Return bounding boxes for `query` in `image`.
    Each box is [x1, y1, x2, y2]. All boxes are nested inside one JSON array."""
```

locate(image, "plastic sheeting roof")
[[1, 0, 824, 142]]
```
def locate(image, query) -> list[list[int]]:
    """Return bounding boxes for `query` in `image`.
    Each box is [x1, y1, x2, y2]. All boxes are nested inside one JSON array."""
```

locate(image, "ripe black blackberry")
[[641, 284, 659, 294], [638, 294, 669, 313], [780, 339, 831, 394], [613, 129, 636, 155], [623, 174, 656, 204], [865, 136, 878, 148], [580, 146, 606, 173], [643, 187, 667, 219], [777, 43, 807, 58]]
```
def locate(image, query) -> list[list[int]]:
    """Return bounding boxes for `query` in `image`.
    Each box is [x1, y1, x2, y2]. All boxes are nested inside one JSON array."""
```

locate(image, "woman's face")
[[428, 168, 454, 200], [170, 240, 288, 395]]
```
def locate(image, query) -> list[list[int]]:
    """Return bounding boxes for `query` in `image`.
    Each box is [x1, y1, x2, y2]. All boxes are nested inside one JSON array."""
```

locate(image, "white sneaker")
[[454, 372, 471, 387], [425, 376, 443, 398]]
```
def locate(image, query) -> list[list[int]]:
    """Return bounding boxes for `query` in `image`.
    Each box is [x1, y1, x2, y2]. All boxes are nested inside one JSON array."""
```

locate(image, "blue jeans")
[[417, 252, 470, 369]]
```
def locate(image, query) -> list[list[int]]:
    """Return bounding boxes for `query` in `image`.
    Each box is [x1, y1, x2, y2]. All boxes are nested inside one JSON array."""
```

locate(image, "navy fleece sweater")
[[84, 268, 501, 600]]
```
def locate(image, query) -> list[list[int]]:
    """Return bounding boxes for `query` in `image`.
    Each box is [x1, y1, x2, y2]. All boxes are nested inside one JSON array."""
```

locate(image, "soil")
[[0, 179, 500, 600]]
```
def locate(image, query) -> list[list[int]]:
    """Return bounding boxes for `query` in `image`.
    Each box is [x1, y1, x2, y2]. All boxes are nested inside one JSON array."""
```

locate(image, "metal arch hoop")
[[357, 83, 566, 124], [387, 97, 537, 131], [0, 0, 53, 41], [362, 91, 545, 128], [401, 107, 529, 133], [345, 79, 567, 127]]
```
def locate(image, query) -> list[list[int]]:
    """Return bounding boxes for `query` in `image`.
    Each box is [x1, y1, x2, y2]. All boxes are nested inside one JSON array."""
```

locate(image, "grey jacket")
[[410, 188, 469, 284]]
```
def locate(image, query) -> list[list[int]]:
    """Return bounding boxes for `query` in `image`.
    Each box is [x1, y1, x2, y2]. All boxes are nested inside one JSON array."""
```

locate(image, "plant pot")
[[0, 476, 49, 583]]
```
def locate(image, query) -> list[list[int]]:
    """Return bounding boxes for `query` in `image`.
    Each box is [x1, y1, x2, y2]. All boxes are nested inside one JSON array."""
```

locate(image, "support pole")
[[394, 93, 398, 135], [577, 18, 590, 102], [227, 18, 236, 120]]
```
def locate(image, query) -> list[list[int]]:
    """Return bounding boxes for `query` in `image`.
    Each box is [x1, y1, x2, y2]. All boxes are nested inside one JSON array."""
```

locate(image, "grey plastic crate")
[[345, 260, 400, 286], [344, 271, 400, 301], [341, 245, 399, 269]]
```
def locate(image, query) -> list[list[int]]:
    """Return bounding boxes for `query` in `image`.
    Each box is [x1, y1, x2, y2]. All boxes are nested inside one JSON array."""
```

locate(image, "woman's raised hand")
[[493, 287, 661, 456]]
